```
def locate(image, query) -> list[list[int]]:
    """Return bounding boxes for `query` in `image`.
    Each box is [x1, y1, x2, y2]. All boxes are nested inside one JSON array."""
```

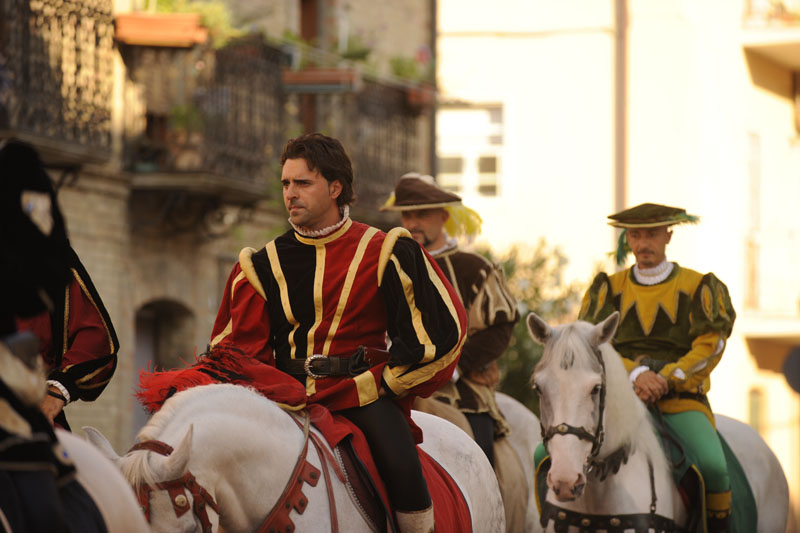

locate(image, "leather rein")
[[129, 410, 344, 533]]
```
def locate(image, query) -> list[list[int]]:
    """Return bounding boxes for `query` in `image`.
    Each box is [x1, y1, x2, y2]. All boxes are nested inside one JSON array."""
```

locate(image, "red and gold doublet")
[[211, 219, 467, 413], [15, 260, 118, 403]]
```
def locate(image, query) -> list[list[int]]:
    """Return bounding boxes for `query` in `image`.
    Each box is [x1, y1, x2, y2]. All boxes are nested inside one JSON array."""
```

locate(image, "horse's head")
[[85, 425, 220, 533], [527, 311, 619, 501]]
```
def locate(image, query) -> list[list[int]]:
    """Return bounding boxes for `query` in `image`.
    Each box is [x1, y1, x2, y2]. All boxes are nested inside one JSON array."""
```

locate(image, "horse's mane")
[[121, 384, 279, 488], [542, 322, 669, 472]]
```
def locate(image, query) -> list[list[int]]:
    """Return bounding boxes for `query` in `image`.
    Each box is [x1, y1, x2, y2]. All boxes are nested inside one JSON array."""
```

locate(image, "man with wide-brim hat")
[[578, 202, 736, 532], [383, 173, 527, 530]]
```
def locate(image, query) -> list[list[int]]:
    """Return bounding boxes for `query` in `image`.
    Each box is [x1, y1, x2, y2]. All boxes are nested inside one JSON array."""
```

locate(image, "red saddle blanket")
[[137, 346, 472, 533]]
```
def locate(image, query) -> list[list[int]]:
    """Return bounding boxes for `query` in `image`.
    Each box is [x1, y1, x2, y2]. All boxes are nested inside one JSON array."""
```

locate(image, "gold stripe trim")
[[71, 269, 115, 353], [210, 320, 232, 348], [239, 247, 266, 300], [62, 284, 69, 356], [323, 227, 379, 355], [355, 370, 379, 406], [266, 241, 300, 359], [305, 377, 316, 396], [210, 271, 247, 347], [306, 246, 326, 356], [389, 255, 435, 362], [377, 227, 412, 286], [77, 377, 112, 389], [75, 365, 111, 385]]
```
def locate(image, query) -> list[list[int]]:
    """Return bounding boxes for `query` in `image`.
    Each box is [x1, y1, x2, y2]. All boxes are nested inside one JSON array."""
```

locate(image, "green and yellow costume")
[[579, 203, 737, 531]]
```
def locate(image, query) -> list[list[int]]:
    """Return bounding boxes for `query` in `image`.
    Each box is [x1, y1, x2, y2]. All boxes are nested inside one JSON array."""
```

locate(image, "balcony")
[[743, 0, 800, 69], [283, 65, 435, 222], [119, 21, 287, 205], [0, 0, 114, 166]]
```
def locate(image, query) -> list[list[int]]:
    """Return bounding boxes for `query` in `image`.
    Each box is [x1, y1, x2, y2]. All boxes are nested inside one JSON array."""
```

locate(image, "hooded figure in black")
[[2, 141, 118, 430], [0, 140, 108, 532]]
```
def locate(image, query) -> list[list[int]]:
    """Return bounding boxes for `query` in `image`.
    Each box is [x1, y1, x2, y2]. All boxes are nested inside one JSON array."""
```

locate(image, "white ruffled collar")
[[290, 205, 350, 238], [633, 259, 674, 285], [427, 234, 458, 257]]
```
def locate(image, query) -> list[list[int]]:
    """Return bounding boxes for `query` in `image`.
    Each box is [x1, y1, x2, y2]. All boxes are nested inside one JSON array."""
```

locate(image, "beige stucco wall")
[[438, 0, 800, 522]]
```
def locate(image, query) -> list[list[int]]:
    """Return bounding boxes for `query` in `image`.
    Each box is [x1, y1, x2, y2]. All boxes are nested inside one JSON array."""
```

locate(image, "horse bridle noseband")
[[537, 345, 607, 462], [128, 440, 220, 533]]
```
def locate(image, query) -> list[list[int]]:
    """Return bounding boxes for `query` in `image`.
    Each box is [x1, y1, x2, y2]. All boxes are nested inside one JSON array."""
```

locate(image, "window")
[[748, 388, 763, 434], [437, 156, 464, 192], [478, 155, 498, 196]]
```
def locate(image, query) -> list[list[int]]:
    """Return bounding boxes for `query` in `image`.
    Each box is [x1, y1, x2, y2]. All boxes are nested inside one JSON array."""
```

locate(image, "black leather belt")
[[277, 346, 391, 379]]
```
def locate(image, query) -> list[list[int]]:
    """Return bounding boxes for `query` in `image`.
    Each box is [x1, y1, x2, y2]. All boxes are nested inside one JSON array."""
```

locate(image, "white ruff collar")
[[633, 259, 674, 285], [428, 234, 458, 257], [290, 205, 350, 238]]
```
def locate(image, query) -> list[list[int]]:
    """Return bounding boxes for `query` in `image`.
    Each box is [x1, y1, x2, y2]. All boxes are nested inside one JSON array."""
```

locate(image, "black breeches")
[[340, 398, 431, 512], [465, 412, 495, 467]]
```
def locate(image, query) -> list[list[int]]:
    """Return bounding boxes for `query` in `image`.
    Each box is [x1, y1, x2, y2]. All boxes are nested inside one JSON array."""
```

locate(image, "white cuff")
[[629, 365, 650, 384], [46, 380, 70, 403]]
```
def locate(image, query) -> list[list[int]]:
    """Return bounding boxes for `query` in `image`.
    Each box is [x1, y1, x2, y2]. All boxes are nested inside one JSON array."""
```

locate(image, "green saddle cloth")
[[655, 411, 757, 533]]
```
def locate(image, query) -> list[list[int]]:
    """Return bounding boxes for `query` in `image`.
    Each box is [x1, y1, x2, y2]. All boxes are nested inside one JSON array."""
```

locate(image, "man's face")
[[281, 158, 342, 231], [400, 208, 448, 249], [626, 226, 672, 269]]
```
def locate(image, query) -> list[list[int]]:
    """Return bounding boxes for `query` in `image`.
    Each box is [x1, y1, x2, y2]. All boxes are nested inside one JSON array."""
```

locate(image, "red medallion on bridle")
[[128, 440, 220, 533]]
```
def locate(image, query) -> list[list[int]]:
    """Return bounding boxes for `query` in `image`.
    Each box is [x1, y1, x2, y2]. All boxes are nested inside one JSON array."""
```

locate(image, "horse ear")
[[592, 311, 620, 346], [163, 425, 193, 479], [83, 426, 121, 462], [526, 312, 552, 345]]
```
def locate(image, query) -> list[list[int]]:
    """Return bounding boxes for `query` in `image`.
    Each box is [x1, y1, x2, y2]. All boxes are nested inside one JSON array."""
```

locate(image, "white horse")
[[495, 391, 542, 531], [413, 389, 542, 531], [0, 338, 149, 532], [526, 311, 788, 533], [85, 383, 505, 533]]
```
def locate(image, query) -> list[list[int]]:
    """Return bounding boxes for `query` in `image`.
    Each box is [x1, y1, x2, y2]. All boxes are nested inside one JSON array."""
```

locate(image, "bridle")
[[536, 345, 608, 463], [128, 440, 220, 533], [535, 342, 674, 531], [129, 410, 341, 533]]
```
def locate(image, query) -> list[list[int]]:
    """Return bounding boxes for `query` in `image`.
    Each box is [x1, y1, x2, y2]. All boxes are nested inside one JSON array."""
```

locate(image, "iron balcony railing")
[[0, 0, 114, 163], [124, 36, 286, 189]]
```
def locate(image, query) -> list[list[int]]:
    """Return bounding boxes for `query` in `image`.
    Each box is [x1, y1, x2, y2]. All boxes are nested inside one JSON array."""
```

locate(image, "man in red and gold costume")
[[210, 133, 466, 532]]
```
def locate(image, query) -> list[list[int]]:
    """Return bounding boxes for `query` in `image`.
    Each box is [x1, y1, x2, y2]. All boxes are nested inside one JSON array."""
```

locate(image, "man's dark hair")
[[280, 133, 355, 207]]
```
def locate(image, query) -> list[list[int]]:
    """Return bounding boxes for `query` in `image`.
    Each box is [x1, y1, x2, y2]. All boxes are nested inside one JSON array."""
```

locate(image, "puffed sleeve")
[[458, 262, 518, 374], [48, 265, 118, 402], [658, 273, 736, 391], [209, 248, 274, 365], [578, 272, 638, 373], [378, 236, 467, 397]]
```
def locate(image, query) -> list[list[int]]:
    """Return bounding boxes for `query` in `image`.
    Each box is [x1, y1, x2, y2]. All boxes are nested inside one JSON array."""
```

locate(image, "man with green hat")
[[383, 173, 526, 529], [578, 202, 736, 532]]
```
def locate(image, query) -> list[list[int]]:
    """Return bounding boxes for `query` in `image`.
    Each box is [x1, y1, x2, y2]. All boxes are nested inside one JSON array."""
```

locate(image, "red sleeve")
[[210, 263, 274, 365], [15, 272, 119, 402]]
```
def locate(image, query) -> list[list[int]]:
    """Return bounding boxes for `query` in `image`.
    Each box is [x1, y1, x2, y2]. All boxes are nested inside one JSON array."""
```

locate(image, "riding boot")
[[395, 504, 434, 533], [706, 490, 731, 533]]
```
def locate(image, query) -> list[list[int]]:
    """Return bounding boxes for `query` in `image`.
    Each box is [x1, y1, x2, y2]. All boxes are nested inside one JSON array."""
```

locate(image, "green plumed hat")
[[609, 203, 699, 265]]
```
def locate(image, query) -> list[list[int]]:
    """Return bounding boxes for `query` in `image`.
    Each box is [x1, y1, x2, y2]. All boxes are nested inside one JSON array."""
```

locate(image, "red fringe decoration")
[[136, 344, 306, 413]]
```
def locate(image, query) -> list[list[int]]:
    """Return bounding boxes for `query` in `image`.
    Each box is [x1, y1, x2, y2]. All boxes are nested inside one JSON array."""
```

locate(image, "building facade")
[[1, 0, 436, 450], [436, 0, 800, 524]]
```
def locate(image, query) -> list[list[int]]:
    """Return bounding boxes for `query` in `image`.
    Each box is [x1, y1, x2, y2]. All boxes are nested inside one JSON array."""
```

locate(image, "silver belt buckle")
[[304, 354, 327, 379]]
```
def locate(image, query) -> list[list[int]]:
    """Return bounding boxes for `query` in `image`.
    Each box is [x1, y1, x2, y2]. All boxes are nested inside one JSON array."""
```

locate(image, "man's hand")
[[633, 370, 668, 404], [40, 386, 65, 425], [465, 361, 500, 388]]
